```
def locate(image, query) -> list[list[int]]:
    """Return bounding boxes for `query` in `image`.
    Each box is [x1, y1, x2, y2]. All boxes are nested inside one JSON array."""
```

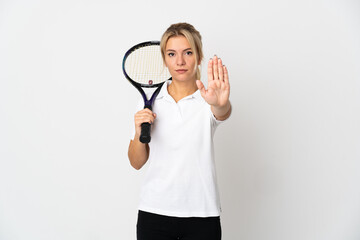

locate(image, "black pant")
[[137, 210, 221, 240]]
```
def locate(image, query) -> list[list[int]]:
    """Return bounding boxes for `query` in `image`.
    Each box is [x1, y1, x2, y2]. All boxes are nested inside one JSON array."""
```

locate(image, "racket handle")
[[140, 122, 151, 143]]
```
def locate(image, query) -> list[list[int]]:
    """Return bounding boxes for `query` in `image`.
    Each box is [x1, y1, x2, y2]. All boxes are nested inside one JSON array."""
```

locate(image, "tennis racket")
[[122, 41, 172, 143]]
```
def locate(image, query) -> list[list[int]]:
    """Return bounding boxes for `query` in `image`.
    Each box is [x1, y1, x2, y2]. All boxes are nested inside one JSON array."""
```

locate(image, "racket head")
[[122, 41, 171, 89]]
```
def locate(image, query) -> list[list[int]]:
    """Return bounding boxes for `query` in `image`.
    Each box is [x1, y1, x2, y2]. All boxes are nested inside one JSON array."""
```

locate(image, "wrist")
[[212, 100, 230, 111], [211, 101, 231, 120]]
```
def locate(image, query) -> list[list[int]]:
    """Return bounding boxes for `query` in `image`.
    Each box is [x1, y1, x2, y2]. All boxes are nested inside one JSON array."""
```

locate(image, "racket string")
[[125, 45, 171, 85]]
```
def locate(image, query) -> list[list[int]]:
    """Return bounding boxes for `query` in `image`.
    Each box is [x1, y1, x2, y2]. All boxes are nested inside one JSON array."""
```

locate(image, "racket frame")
[[122, 41, 171, 143]]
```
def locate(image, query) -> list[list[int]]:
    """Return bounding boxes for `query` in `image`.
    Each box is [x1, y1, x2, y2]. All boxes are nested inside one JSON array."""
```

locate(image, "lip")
[[175, 69, 188, 74]]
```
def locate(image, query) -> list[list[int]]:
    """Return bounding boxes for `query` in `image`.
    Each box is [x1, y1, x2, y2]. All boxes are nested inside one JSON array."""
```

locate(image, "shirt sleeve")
[[208, 105, 229, 124], [208, 104, 231, 136]]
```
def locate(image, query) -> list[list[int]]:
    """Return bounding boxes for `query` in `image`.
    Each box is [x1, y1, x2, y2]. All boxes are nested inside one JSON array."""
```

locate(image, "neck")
[[167, 79, 198, 102]]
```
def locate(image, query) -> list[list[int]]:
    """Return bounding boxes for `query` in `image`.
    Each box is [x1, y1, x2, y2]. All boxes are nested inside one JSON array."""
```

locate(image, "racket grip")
[[140, 122, 151, 143]]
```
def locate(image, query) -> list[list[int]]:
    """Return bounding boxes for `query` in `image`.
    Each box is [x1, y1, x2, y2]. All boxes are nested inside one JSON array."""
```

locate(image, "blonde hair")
[[160, 22, 203, 80]]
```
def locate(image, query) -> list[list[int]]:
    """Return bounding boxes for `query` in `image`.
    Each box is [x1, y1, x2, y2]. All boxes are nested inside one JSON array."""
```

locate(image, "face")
[[164, 35, 198, 82]]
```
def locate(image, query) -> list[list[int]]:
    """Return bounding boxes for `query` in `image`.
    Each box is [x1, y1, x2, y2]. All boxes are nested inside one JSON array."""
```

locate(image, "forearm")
[[128, 135, 149, 170], [211, 101, 231, 121]]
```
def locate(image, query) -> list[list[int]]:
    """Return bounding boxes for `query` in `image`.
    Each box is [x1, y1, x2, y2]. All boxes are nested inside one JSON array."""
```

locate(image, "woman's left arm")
[[196, 55, 231, 120]]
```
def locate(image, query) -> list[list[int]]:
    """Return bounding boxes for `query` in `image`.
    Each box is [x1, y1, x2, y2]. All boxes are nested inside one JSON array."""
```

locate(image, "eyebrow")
[[166, 48, 192, 52]]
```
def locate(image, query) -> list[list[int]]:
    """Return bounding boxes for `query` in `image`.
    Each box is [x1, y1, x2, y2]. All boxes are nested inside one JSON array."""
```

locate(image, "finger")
[[140, 108, 153, 115], [135, 108, 153, 118], [223, 65, 230, 87], [139, 116, 154, 124], [196, 80, 207, 98], [135, 112, 155, 124], [207, 58, 214, 82], [134, 111, 152, 120], [213, 55, 219, 80], [218, 58, 224, 82]]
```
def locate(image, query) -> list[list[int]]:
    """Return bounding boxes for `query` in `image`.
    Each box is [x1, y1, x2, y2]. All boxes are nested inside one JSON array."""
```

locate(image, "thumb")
[[196, 80, 206, 97]]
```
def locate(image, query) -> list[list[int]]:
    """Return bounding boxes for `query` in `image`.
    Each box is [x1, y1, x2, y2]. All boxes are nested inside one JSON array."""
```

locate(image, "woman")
[[128, 22, 231, 240]]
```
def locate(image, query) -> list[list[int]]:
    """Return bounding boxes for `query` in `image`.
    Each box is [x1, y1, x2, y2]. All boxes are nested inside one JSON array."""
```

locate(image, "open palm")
[[196, 55, 230, 107]]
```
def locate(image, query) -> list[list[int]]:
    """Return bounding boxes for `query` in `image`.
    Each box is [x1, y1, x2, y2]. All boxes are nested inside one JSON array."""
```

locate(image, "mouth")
[[175, 69, 188, 74]]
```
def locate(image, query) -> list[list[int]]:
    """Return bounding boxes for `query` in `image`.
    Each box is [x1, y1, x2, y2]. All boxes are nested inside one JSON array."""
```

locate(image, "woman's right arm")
[[128, 108, 156, 170]]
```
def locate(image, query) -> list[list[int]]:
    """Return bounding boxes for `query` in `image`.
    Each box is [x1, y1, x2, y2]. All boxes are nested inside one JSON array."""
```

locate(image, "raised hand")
[[196, 55, 230, 108]]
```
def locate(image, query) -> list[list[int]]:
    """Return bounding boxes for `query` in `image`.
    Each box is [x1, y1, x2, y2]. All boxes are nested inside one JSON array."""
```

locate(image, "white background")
[[1, 0, 360, 239]]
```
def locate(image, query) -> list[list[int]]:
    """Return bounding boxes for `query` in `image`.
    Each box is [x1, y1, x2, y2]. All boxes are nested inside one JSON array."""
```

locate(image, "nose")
[[176, 55, 185, 66]]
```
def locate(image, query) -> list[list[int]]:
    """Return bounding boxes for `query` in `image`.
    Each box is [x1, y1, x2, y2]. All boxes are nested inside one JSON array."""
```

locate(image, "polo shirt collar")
[[155, 80, 170, 100], [156, 80, 202, 101]]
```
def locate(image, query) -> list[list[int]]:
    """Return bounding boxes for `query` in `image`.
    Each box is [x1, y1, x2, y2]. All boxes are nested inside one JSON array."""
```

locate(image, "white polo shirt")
[[131, 80, 225, 217]]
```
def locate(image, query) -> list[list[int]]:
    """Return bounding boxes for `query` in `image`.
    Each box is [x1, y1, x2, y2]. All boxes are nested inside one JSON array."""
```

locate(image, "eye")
[[167, 52, 175, 57], [185, 51, 193, 56]]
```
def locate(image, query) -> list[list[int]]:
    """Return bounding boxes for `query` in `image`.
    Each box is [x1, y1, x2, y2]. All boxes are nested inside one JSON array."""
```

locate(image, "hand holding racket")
[[133, 108, 156, 139], [123, 41, 171, 143]]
